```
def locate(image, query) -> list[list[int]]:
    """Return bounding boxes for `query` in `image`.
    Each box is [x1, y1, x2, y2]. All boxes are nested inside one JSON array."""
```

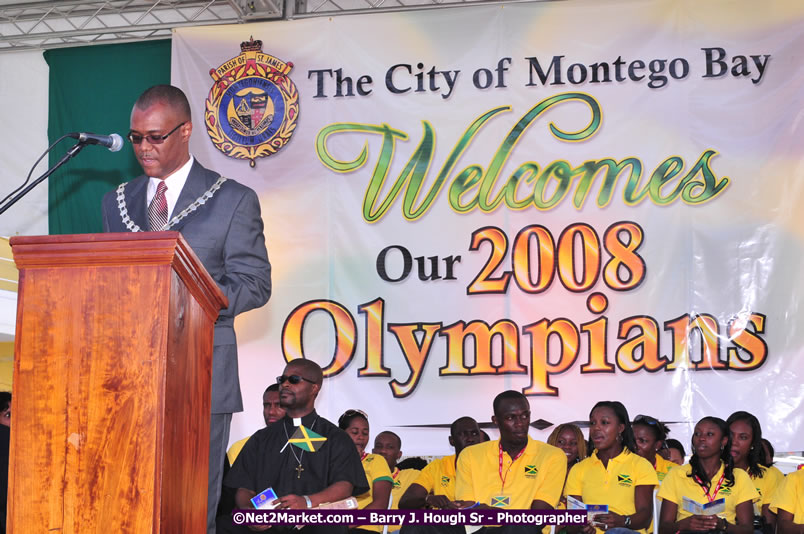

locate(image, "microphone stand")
[[0, 141, 88, 216]]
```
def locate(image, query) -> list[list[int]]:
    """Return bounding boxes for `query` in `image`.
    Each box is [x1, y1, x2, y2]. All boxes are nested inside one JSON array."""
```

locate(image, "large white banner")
[[172, 0, 804, 455]]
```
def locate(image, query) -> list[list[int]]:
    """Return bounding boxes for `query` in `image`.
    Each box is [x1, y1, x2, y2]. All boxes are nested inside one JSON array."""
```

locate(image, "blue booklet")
[[682, 497, 725, 516], [251, 486, 279, 510]]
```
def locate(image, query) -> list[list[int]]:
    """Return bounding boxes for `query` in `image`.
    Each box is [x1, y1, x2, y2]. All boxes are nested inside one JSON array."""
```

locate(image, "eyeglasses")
[[276, 374, 316, 385], [128, 121, 186, 145]]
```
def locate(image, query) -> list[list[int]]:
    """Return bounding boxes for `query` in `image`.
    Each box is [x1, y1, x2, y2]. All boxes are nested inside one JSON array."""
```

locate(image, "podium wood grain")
[[8, 232, 227, 533]]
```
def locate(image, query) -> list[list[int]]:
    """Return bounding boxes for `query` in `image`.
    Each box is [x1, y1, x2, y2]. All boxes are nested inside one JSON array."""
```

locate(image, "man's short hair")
[[449, 416, 477, 437], [492, 390, 528, 416], [377, 430, 401, 448], [264, 383, 279, 395], [286, 358, 324, 386], [134, 84, 192, 121]]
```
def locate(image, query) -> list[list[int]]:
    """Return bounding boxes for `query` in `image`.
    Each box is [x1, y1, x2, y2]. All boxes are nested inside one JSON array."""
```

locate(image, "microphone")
[[67, 132, 124, 152]]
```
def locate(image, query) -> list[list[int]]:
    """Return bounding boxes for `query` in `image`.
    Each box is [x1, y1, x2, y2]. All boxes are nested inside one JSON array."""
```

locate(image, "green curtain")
[[45, 40, 171, 235]]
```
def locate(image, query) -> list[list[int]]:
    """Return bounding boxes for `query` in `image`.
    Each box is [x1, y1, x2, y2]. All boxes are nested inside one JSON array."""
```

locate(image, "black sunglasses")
[[128, 121, 186, 145], [634, 414, 660, 426], [276, 374, 316, 385]]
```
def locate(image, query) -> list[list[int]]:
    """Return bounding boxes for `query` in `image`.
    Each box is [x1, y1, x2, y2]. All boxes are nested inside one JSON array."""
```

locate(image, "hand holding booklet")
[[567, 496, 609, 527], [682, 496, 726, 516], [250, 488, 358, 511], [251, 487, 279, 510]]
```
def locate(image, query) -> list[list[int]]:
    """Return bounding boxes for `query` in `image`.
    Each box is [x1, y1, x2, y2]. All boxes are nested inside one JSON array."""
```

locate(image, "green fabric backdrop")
[[45, 40, 171, 235]]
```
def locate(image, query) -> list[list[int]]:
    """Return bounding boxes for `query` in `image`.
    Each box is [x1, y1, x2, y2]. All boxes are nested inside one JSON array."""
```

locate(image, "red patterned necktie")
[[148, 181, 168, 231]]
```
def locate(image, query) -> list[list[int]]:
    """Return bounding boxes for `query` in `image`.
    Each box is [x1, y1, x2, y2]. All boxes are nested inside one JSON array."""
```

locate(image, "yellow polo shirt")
[[648, 455, 678, 532], [657, 462, 758, 524], [770, 469, 804, 523], [654, 454, 678, 482], [749, 465, 784, 512], [356, 453, 394, 510], [383, 468, 421, 532], [456, 438, 566, 509], [414, 455, 458, 501], [565, 449, 658, 534]]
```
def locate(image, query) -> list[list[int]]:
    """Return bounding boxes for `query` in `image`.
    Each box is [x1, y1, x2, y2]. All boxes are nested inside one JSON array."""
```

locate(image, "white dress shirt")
[[146, 155, 194, 219]]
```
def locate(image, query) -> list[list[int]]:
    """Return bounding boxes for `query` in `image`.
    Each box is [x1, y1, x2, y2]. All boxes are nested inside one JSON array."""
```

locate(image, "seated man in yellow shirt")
[[227, 384, 286, 464], [399, 416, 482, 511], [456, 390, 567, 533], [372, 431, 422, 532], [397, 416, 483, 534]]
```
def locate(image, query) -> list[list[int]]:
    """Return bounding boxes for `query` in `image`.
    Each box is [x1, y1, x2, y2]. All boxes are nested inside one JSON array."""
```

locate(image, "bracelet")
[[303, 495, 312, 508]]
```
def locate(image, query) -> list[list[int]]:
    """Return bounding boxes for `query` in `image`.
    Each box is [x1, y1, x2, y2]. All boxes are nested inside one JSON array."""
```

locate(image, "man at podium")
[[101, 84, 272, 534]]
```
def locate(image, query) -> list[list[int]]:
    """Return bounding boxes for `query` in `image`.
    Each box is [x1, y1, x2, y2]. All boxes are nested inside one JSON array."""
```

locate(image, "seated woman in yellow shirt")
[[632, 414, 677, 482], [547, 423, 588, 510], [565, 401, 658, 534], [726, 411, 784, 534], [661, 439, 686, 466], [338, 409, 392, 533], [657, 416, 758, 534]]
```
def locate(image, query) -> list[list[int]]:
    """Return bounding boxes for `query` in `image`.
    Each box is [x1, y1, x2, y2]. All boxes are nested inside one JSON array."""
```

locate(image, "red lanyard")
[[694, 472, 726, 502], [498, 443, 525, 492], [361, 452, 368, 461], [392, 468, 400, 480]]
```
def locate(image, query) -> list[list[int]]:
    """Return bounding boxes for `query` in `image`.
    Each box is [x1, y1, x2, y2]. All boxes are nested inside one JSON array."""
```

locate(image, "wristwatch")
[[623, 515, 632, 528]]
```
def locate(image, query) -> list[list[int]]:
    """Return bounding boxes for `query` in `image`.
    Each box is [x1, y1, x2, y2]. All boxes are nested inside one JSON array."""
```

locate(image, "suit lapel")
[[171, 160, 220, 232], [124, 177, 150, 231]]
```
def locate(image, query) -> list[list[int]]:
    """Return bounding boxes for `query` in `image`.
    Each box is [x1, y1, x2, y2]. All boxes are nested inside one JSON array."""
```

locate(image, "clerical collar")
[[284, 410, 318, 428]]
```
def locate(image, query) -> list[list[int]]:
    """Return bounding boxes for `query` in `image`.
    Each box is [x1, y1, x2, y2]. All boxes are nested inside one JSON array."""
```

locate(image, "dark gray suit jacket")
[[101, 160, 272, 414]]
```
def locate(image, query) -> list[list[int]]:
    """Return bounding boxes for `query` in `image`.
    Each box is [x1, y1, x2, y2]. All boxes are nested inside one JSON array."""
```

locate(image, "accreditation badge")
[[490, 494, 510, 508]]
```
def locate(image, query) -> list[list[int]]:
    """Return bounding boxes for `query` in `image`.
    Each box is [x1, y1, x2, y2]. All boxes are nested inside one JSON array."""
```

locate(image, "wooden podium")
[[8, 232, 228, 533]]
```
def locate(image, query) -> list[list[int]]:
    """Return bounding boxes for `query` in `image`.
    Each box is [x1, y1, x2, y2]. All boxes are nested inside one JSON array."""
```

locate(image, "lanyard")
[[498, 443, 526, 492], [694, 471, 726, 503], [392, 468, 400, 480], [361, 452, 368, 461]]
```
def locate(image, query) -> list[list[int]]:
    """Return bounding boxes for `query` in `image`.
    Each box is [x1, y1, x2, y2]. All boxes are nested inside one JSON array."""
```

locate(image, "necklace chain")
[[283, 417, 319, 477], [115, 176, 227, 232]]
